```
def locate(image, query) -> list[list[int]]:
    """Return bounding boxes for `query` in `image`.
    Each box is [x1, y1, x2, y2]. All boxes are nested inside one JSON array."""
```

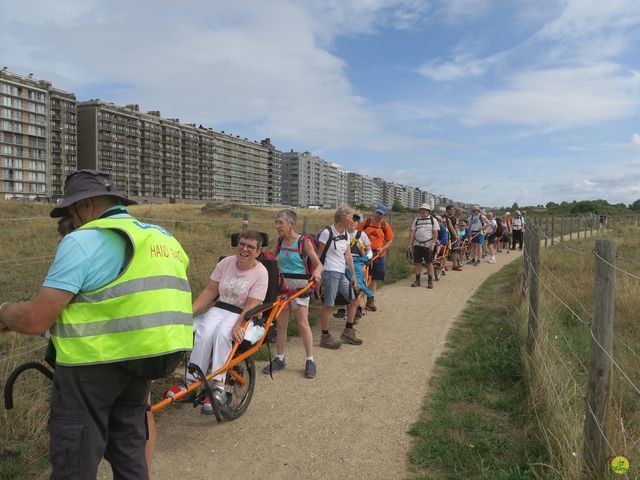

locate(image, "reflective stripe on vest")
[[51, 217, 193, 366]]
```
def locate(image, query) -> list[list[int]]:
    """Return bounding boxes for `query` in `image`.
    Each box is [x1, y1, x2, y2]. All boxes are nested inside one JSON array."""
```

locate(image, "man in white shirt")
[[317, 205, 362, 349], [407, 204, 439, 289], [511, 210, 525, 250]]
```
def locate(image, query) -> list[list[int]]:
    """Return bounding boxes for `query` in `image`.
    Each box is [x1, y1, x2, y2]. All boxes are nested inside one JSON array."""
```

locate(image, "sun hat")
[[50, 169, 136, 218], [375, 205, 388, 215], [419, 203, 431, 210], [505, 211, 511, 215], [472, 205, 480, 211]]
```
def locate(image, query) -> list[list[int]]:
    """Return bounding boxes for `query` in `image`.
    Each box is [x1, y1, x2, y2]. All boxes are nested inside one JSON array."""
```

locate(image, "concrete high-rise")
[[0, 69, 76, 200]]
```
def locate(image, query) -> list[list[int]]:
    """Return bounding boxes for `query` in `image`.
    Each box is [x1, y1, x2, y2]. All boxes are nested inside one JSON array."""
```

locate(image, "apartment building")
[[77, 100, 280, 203], [0, 69, 77, 200], [282, 151, 343, 208]]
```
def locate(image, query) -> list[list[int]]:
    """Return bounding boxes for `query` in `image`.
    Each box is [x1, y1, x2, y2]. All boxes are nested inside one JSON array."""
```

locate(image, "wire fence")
[[521, 222, 640, 479]]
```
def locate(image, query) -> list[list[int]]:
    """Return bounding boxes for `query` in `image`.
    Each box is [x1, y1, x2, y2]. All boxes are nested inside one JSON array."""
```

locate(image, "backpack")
[[363, 218, 388, 235], [316, 226, 348, 264], [350, 230, 366, 256], [275, 234, 317, 280], [413, 216, 435, 244]]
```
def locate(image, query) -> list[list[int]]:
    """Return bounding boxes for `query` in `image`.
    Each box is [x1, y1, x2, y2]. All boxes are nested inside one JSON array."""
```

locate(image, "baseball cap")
[[50, 169, 136, 218], [375, 205, 388, 215]]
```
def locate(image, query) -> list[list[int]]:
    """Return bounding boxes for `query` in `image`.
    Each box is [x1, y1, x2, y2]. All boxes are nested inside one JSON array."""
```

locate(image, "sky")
[[2, 0, 640, 207]]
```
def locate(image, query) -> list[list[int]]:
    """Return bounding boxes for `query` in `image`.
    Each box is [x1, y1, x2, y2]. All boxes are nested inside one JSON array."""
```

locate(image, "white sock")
[[277, 354, 284, 361], [306, 356, 314, 362]]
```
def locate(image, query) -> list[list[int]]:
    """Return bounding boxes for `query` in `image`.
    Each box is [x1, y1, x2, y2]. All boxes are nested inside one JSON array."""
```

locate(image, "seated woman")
[[166, 230, 268, 414]]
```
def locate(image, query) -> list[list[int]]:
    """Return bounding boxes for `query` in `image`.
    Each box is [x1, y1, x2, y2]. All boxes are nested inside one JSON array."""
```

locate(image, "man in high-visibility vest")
[[0, 170, 192, 480]]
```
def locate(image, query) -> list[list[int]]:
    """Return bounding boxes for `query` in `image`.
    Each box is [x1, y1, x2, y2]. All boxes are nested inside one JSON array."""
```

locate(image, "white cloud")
[[417, 54, 496, 81], [463, 64, 640, 129], [0, 0, 432, 151], [632, 133, 640, 147]]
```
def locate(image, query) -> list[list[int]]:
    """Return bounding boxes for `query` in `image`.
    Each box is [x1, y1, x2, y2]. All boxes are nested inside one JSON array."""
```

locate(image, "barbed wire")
[[592, 250, 640, 282], [616, 253, 640, 266], [537, 261, 592, 319], [585, 402, 630, 480]]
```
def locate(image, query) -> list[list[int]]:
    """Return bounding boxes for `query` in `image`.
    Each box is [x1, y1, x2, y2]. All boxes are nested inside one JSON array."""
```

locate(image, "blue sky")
[[2, 0, 640, 207]]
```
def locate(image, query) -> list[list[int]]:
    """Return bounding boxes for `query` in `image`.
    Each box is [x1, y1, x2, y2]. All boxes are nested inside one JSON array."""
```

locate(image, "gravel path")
[[145, 251, 522, 480]]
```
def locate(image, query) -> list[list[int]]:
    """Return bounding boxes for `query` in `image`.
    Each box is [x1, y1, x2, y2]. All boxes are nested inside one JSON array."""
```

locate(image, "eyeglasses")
[[237, 241, 258, 252]]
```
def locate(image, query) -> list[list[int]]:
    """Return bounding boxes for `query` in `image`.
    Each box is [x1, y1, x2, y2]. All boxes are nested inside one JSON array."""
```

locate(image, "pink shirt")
[[211, 255, 268, 308]]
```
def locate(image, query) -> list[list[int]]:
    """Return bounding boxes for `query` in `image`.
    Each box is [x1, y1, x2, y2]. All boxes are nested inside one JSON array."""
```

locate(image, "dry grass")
[[521, 228, 640, 480]]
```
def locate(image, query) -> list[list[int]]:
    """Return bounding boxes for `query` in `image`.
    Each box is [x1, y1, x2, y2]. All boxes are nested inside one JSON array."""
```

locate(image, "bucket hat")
[[419, 203, 431, 211], [50, 169, 136, 218]]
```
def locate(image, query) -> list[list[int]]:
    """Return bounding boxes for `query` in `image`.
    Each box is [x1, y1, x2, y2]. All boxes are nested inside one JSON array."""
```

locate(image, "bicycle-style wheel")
[[221, 357, 256, 421], [433, 263, 441, 281]]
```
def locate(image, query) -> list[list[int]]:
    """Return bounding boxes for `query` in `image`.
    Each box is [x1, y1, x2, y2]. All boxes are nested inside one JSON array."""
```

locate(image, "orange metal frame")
[[150, 281, 315, 413]]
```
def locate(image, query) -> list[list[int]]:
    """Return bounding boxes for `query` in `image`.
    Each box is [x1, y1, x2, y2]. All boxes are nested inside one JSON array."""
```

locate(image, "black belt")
[[214, 301, 242, 314]]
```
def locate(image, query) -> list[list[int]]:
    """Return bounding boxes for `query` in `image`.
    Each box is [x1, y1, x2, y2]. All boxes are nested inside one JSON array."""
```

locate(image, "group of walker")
[[407, 204, 525, 289], [0, 167, 524, 479]]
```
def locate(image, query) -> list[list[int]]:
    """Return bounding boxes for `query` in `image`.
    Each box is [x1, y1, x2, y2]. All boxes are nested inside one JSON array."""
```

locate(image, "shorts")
[[370, 255, 386, 281], [471, 233, 484, 244], [413, 244, 434, 264], [321, 270, 354, 307], [487, 234, 496, 245], [283, 276, 310, 308]]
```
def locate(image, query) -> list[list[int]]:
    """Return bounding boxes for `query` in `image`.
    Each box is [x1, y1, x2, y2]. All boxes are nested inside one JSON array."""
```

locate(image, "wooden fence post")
[[578, 216, 582, 239], [545, 217, 549, 247], [550, 216, 555, 246], [582, 240, 616, 479], [569, 217, 573, 240], [561, 217, 565, 242], [242, 213, 249, 231], [527, 227, 540, 353]]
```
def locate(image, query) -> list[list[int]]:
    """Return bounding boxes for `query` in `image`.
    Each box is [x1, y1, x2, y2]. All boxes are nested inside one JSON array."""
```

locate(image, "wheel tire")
[[434, 264, 441, 281], [221, 357, 256, 421], [457, 255, 466, 267]]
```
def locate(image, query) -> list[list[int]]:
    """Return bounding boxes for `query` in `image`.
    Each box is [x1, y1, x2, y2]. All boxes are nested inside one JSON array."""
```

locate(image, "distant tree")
[[392, 200, 406, 213], [560, 201, 569, 207], [511, 202, 519, 210], [546, 201, 559, 209], [630, 199, 640, 211]]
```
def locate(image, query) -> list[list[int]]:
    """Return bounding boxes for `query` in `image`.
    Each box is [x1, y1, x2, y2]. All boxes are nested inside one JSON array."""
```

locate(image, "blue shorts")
[[370, 255, 386, 281], [321, 270, 354, 307], [471, 233, 484, 244]]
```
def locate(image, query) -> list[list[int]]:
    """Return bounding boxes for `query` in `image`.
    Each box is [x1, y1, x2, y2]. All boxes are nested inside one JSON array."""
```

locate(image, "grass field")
[[409, 227, 640, 480], [0, 201, 414, 479]]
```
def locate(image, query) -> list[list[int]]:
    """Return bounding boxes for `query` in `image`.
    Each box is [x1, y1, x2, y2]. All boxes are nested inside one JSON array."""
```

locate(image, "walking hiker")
[[511, 210, 525, 250], [407, 204, 439, 289], [467, 205, 488, 266], [485, 212, 498, 263], [263, 209, 323, 379], [0, 170, 192, 480], [318, 205, 363, 348], [357, 204, 394, 311]]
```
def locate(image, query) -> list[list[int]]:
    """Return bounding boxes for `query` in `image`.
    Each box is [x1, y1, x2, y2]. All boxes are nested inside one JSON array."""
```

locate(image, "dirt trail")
[[144, 251, 522, 480]]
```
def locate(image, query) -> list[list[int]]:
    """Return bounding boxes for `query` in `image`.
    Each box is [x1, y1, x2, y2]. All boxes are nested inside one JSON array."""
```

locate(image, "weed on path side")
[[408, 262, 548, 480]]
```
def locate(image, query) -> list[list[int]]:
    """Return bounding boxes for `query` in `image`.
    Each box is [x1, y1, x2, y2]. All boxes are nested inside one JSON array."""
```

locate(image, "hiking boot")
[[262, 357, 285, 374], [320, 333, 342, 349], [411, 279, 421, 287], [365, 297, 377, 312], [304, 359, 317, 379], [452, 266, 462, 272], [341, 328, 363, 345], [201, 388, 227, 415], [332, 308, 346, 319], [427, 279, 434, 289], [163, 384, 196, 403]]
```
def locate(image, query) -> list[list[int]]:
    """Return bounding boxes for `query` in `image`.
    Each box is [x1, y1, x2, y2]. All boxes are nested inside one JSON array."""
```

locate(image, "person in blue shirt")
[[263, 209, 323, 379]]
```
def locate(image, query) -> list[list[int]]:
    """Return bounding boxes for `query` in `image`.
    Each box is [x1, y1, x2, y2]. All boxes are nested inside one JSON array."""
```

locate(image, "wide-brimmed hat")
[[50, 170, 136, 218], [472, 205, 480, 211], [419, 203, 431, 211]]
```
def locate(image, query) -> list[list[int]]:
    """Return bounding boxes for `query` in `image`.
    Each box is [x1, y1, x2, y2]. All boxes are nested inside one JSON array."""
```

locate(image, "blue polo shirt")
[[43, 206, 130, 294]]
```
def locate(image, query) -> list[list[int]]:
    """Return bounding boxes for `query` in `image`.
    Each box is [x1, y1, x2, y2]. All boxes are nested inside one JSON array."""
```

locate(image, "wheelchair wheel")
[[457, 255, 466, 268], [433, 263, 441, 281], [222, 357, 256, 421]]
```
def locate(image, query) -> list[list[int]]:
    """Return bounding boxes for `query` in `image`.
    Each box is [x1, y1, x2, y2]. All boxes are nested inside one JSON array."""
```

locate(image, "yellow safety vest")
[[50, 217, 193, 366]]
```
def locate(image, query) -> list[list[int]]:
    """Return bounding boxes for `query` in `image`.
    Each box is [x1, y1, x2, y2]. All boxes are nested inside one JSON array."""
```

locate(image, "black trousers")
[[49, 363, 150, 480], [512, 229, 524, 250]]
